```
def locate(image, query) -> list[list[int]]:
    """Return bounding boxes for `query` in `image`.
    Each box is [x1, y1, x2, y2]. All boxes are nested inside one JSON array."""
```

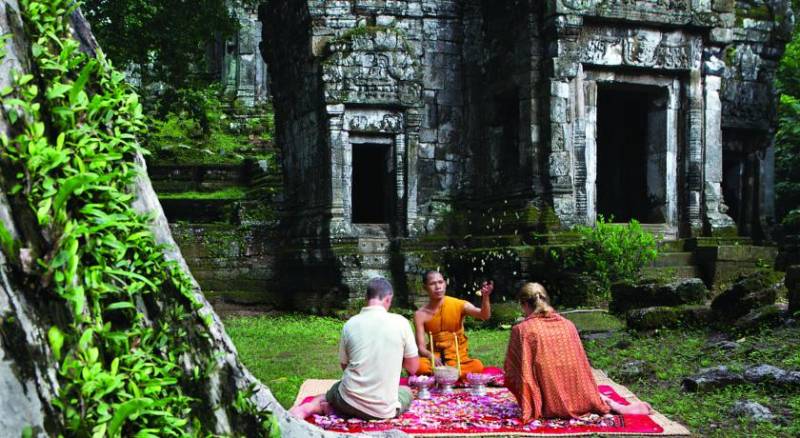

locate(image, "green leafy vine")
[[0, 1, 275, 436]]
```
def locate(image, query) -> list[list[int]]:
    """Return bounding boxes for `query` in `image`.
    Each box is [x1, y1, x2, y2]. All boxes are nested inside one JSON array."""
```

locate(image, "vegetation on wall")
[[0, 0, 275, 435], [144, 85, 275, 165], [776, 1, 800, 227]]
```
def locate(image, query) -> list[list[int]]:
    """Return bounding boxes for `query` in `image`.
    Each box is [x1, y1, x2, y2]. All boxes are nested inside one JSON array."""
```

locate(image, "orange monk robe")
[[417, 296, 484, 378], [503, 312, 610, 422]]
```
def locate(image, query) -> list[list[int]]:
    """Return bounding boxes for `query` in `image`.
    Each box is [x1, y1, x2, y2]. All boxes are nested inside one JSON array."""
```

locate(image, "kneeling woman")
[[504, 283, 651, 422]]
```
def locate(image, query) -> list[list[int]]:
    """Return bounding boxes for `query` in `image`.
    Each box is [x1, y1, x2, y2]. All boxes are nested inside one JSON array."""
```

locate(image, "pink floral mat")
[[302, 385, 667, 436]]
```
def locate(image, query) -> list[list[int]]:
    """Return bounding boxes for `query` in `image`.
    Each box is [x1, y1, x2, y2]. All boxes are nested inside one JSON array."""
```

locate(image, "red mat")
[[301, 385, 664, 436]]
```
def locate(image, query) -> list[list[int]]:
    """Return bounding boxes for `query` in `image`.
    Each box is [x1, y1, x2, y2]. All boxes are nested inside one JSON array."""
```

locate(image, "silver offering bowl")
[[434, 366, 459, 395], [466, 373, 494, 396], [409, 375, 435, 400]]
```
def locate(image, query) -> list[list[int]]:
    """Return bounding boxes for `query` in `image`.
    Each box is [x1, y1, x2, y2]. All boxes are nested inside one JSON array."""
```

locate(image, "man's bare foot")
[[289, 404, 311, 419], [289, 394, 326, 419]]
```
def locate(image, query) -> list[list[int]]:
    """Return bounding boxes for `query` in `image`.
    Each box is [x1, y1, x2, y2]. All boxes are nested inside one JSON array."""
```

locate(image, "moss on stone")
[[159, 187, 248, 200], [725, 46, 737, 66], [737, 5, 772, 22], [626, 304, 712, 330]]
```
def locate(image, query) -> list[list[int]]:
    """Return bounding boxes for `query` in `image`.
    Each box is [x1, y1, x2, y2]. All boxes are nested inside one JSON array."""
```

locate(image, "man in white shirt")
[[289, 277, 420, 420]]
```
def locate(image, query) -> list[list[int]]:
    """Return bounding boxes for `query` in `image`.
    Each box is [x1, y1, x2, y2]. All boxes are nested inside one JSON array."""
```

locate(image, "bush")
[[484, 302, 522, 328], [551, 217, 659, 304]]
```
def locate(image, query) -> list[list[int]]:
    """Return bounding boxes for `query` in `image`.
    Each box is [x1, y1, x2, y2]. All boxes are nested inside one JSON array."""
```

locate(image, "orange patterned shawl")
[[503, 312, 610, 422]]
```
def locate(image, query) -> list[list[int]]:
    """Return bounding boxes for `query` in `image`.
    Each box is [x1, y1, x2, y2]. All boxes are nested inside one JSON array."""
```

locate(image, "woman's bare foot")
[[602, 395, 652, 415]]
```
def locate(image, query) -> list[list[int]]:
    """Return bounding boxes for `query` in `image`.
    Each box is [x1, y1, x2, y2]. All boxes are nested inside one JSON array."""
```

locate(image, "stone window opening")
[[351, 143, 394, 224], [595, 84, 668, 224]]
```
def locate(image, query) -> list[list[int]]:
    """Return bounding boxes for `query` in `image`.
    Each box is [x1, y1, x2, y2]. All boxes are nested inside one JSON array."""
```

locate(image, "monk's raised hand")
[[480, 280, 494, 297]]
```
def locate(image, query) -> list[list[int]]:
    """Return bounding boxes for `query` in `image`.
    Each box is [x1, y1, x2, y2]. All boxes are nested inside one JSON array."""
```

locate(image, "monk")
[[504, 282, 652, 422], [414, 270, 493, 378]]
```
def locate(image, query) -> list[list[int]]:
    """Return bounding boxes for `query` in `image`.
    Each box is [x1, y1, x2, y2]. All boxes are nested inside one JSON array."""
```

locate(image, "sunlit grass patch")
[[225, 314, 800, 437]]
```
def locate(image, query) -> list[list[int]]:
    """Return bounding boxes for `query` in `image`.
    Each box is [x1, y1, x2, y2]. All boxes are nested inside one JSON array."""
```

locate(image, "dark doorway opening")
[[722, 129, 764, 238], [596, 86, 666, 223], [352, 144, 392, 223]]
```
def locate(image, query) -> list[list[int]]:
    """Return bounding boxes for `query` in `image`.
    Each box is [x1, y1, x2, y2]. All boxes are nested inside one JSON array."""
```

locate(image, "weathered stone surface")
[[711, 272, 778, 319], [730, 401, 774, 422], [682, 366, 744, 392], [787, 265, 800, 313], [618, 360, 652, 383], [260, 0, 793, 302], [610, 278, 708, 315], [780, 371, 800, 386], [733, 303, 788, 331], [626, 304, 713, 330], [743, 364, 788, 384], [710, 340, 740, 351]]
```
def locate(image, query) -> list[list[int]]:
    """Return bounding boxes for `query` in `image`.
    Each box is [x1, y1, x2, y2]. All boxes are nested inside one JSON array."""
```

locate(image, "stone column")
[[327, 104, 349, 235], [686, 69, 704, 234], [549, 78, 576, 227], [405, 109, 422, 236], [703, 74, 736, 234], [666, 79, 680, 228], [584, 80, 597, 226], [395, 133, 407, 234], [572, 66, 588, 223], [759, 137, 776, 235]]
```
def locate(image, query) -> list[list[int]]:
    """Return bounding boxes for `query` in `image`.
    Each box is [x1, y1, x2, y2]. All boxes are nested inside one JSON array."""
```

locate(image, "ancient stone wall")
[[260, 0, 793, 305], [463, 0, 543, 202], [262, 0, 331, 238], [540, 0, 792, 237]]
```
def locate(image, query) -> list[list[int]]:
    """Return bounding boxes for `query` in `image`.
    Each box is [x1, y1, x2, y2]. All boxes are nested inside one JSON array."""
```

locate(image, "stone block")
[[710, 27, 734, 44], [610, 278, 708, 315], [711, 271, 778, 319], [715, 245, 778, 262], [682, 366, 743, 392], [734, 304, 787, 331], [626, 305, 713, 331], [787, 265, 800, 313], [712, 0, 734, 13]]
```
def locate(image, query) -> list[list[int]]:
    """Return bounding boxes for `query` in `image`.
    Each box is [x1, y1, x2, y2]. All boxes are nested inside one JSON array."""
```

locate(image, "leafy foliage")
[[776, 18, 800, 223], [145, 94, 275, 165], [0, 0, 274, 435], [551, 217, 659, 303], [81, 0, 240, 89]]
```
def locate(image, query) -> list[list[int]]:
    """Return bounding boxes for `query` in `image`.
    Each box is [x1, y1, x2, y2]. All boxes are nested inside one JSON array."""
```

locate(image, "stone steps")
[[640, 265, 704, 280], [650, 251, 695, 267], [149, 164, 244, 194], [638, 223, 678, 241]]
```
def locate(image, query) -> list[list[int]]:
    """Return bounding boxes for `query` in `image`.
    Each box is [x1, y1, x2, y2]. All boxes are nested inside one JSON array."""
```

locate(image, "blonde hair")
[[518, 282, 554, 316]]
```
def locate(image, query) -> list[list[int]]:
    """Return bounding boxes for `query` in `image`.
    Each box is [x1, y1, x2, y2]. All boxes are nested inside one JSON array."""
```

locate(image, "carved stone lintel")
[[574, 26, 702, 71]]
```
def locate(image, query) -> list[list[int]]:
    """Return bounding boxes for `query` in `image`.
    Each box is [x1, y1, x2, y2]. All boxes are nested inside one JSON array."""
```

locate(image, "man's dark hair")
[[421, 270, 441, 285], [366, 277, 394, 300]]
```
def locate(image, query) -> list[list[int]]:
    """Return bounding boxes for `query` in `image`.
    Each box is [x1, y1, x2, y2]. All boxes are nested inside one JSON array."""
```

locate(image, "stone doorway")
[[596, 85, 668, 224], [351, 142, 393, 224], [723, 129, 765, 238]]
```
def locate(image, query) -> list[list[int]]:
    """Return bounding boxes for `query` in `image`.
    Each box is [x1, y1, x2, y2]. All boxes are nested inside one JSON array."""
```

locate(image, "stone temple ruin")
[[258, 1, 794, 308], [211, 2, 271, 106]]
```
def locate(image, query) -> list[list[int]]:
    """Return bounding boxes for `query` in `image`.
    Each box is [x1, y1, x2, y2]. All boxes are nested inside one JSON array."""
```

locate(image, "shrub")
[[551, 217, 659, 304]]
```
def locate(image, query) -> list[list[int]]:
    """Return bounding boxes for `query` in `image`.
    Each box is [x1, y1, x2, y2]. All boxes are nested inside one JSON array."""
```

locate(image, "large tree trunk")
[[0, 2, 405, 436]]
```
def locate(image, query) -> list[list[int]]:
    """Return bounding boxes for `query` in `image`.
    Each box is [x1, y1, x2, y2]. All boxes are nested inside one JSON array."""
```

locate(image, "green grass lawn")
[[224, 313, 800, 437]]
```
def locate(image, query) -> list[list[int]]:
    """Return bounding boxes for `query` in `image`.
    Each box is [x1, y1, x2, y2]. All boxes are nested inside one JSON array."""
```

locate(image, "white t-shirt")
[[338, 305, 418, 418]]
